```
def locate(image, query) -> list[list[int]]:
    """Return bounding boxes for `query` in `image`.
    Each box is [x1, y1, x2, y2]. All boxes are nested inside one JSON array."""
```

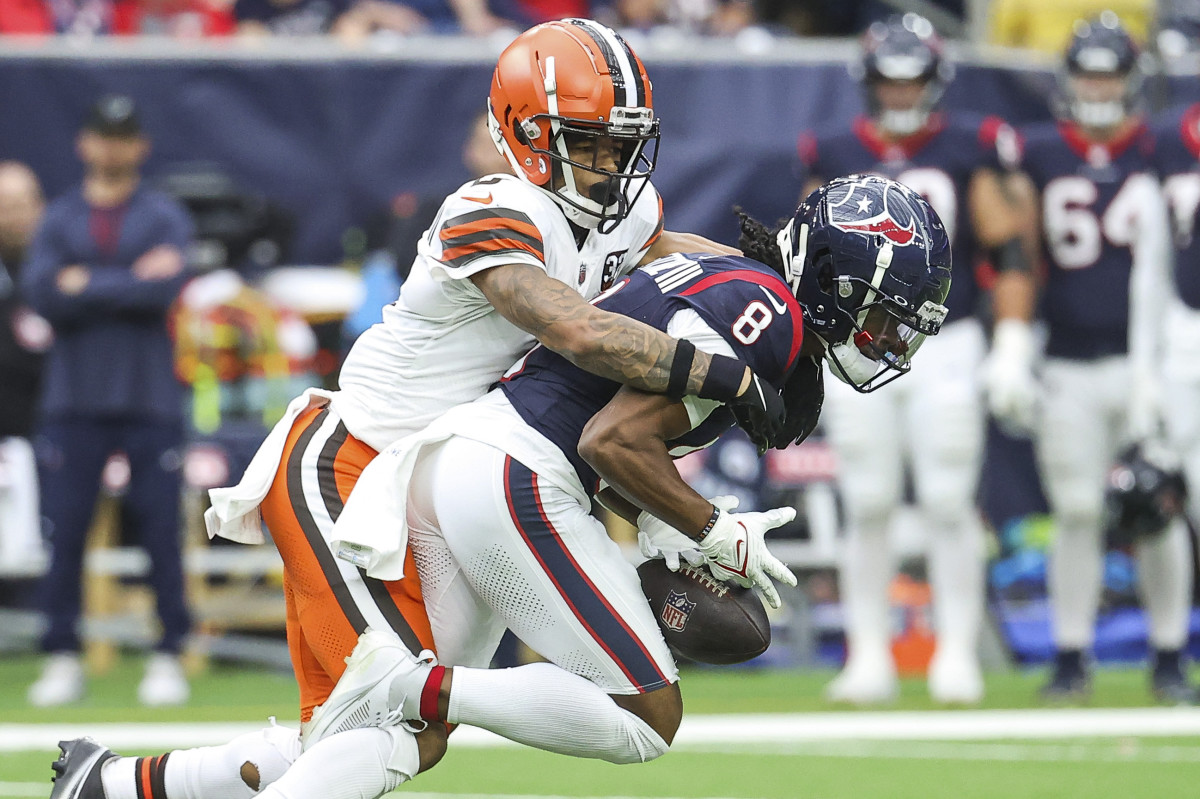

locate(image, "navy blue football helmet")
[[1104, 444, 1188, 546], [1058, 12, 1142, 128], [854, 13, 954, 136], [778, 174, 952, 393]]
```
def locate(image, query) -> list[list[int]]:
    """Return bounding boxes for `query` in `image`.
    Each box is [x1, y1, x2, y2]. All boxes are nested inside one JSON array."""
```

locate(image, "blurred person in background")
[[235, 0, 348, 35], [595, 0, 757, 36], [112, 0, 236, 36], [985, 14, 1195, 703], [332, 0, 516, 39], [988, 0, 1152, 53], [345, 108, 512, 344], [0, 162, 50, 578], [1146, 67, 1200, 685], [796, 13, 1033, 705], [0, 0, 235, 36], [22, 95, 196, 708]]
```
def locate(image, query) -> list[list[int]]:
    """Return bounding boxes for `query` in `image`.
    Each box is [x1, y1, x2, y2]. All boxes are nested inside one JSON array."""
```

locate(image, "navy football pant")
[[36, 417, 191, 653]]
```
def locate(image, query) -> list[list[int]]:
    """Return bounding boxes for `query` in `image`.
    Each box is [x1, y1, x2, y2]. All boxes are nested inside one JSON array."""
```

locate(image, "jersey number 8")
[[732, 300, 773, 344]]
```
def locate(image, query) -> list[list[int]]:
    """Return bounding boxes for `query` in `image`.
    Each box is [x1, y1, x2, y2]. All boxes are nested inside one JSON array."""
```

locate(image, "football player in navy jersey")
[[989, 13, 1194, 702], [251, 175, 952, 788], [1144, 98, 1200, 701], [796, 13, 1034, 705]]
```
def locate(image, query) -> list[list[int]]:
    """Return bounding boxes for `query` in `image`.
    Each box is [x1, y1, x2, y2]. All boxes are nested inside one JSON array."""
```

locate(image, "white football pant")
[[823, 318, 987, 698], [1037, 355, 1192, 652]]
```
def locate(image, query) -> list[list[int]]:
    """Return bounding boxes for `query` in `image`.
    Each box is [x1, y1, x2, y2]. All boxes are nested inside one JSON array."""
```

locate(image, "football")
[[637, 559, 771, 665]]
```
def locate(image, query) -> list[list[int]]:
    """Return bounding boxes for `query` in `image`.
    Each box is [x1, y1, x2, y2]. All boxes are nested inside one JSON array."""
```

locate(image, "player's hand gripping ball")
[[637, 559, 771, 664]]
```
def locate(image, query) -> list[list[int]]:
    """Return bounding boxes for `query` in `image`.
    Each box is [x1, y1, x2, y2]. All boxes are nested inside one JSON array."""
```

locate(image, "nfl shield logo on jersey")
[[660, 590, 696, 632]]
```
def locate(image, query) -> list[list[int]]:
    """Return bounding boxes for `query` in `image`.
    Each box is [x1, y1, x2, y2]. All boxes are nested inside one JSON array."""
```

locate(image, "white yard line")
[[9, 708, 1200, 753]]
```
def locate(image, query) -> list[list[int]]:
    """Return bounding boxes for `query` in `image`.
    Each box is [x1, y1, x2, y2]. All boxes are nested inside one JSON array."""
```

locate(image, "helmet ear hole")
[[815, 252, 836, 293]]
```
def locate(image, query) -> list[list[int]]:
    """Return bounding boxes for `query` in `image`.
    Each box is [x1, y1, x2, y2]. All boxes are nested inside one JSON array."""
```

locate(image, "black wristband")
[[992, 237, 1032, 275], [698, 354, 749, 402], [667, 338, 695, 401], [696, 506, 721, 541]]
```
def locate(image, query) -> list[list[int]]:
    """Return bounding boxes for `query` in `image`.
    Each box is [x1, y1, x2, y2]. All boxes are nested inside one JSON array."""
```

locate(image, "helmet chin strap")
[[824, 337, 882, 387]]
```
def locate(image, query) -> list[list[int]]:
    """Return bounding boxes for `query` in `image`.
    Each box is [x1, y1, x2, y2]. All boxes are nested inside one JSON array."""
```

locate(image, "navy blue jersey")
[[1153, 103, 1200, 310], [1014, 120, 1157, 359], [797, 113, 1008, 325], [500, 253, 803, 495]]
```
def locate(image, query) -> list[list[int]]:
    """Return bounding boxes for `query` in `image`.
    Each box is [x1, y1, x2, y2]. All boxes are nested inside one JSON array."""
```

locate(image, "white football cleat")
[[824, 654, 898, 705], [301, 628, 436, 750], [927, 646, 984, 705], [138, 653, 190, 707], [28, 653, 85, 707]]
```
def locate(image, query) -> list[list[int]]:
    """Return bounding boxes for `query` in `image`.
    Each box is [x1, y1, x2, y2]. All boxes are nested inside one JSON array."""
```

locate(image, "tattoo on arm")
[[474, 262, 717, 395]]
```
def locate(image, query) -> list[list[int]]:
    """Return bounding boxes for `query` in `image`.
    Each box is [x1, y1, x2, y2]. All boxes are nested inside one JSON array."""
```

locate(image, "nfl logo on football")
[[660, 590, 696, 633]]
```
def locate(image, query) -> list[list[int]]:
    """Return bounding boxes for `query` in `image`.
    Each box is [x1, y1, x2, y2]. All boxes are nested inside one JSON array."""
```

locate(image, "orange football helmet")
[[488, 18, 659, 232]]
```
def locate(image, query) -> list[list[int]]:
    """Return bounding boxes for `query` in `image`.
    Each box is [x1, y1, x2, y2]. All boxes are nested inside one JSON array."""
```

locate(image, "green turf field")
[[2, 655, 1198, 799]]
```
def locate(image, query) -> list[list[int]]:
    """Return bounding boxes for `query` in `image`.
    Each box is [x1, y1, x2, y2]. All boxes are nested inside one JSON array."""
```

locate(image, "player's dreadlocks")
[[735, 209, 789, 278]]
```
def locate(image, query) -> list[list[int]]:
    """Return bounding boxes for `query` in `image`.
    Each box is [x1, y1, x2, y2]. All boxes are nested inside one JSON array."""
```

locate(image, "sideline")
[[5, 707, 1200, 752]]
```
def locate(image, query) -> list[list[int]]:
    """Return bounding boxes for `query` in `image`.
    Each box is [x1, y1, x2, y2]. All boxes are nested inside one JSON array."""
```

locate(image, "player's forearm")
[[579, 396, 713, 536], [582, 433, 713, 536], [478, 262, 750, 397], [553, 305, 748, 397]]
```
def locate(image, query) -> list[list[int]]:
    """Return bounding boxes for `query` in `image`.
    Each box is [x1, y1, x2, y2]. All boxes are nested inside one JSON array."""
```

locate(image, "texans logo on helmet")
[[660, 590, 696, 632], [828, 176, 922, 246], [832, 213, 917, 245]]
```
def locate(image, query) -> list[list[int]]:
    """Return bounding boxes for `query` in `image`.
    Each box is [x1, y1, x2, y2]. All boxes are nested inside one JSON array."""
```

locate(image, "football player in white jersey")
[[44, 18, 790, 799]]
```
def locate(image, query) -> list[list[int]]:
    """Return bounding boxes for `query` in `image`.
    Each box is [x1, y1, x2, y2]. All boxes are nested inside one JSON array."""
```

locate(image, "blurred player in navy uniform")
[[987, 14, 1194, 702], [1145, 83, 1200, 699], [796, 13, 1033, 705], [0, 162, 50, 578], [22, 95, 196, 708]]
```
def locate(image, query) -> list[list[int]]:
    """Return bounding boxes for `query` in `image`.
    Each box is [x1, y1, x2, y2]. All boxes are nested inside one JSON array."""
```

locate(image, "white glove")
[[636, 511, 705, 572], [697, 495, 798, 609], [983, 319, 1039, 436]]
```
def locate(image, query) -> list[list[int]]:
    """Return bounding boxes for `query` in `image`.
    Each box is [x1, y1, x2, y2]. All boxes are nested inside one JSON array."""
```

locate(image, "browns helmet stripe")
[[567, 18, 645, 109]]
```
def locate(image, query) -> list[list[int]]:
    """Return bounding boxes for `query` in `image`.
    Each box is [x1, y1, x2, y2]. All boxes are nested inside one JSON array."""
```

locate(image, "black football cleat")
[[1152, 652, 1197, 705], [1039, 651, 1092, 704], [50, 738, 117, 799]]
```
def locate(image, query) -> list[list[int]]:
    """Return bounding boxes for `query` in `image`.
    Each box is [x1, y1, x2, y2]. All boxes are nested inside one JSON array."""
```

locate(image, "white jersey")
[[332, 173, 663, 452]]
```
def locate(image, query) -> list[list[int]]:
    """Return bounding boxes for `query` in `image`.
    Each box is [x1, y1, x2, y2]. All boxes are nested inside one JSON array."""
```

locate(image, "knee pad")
[[225, 722, 302, 791]]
